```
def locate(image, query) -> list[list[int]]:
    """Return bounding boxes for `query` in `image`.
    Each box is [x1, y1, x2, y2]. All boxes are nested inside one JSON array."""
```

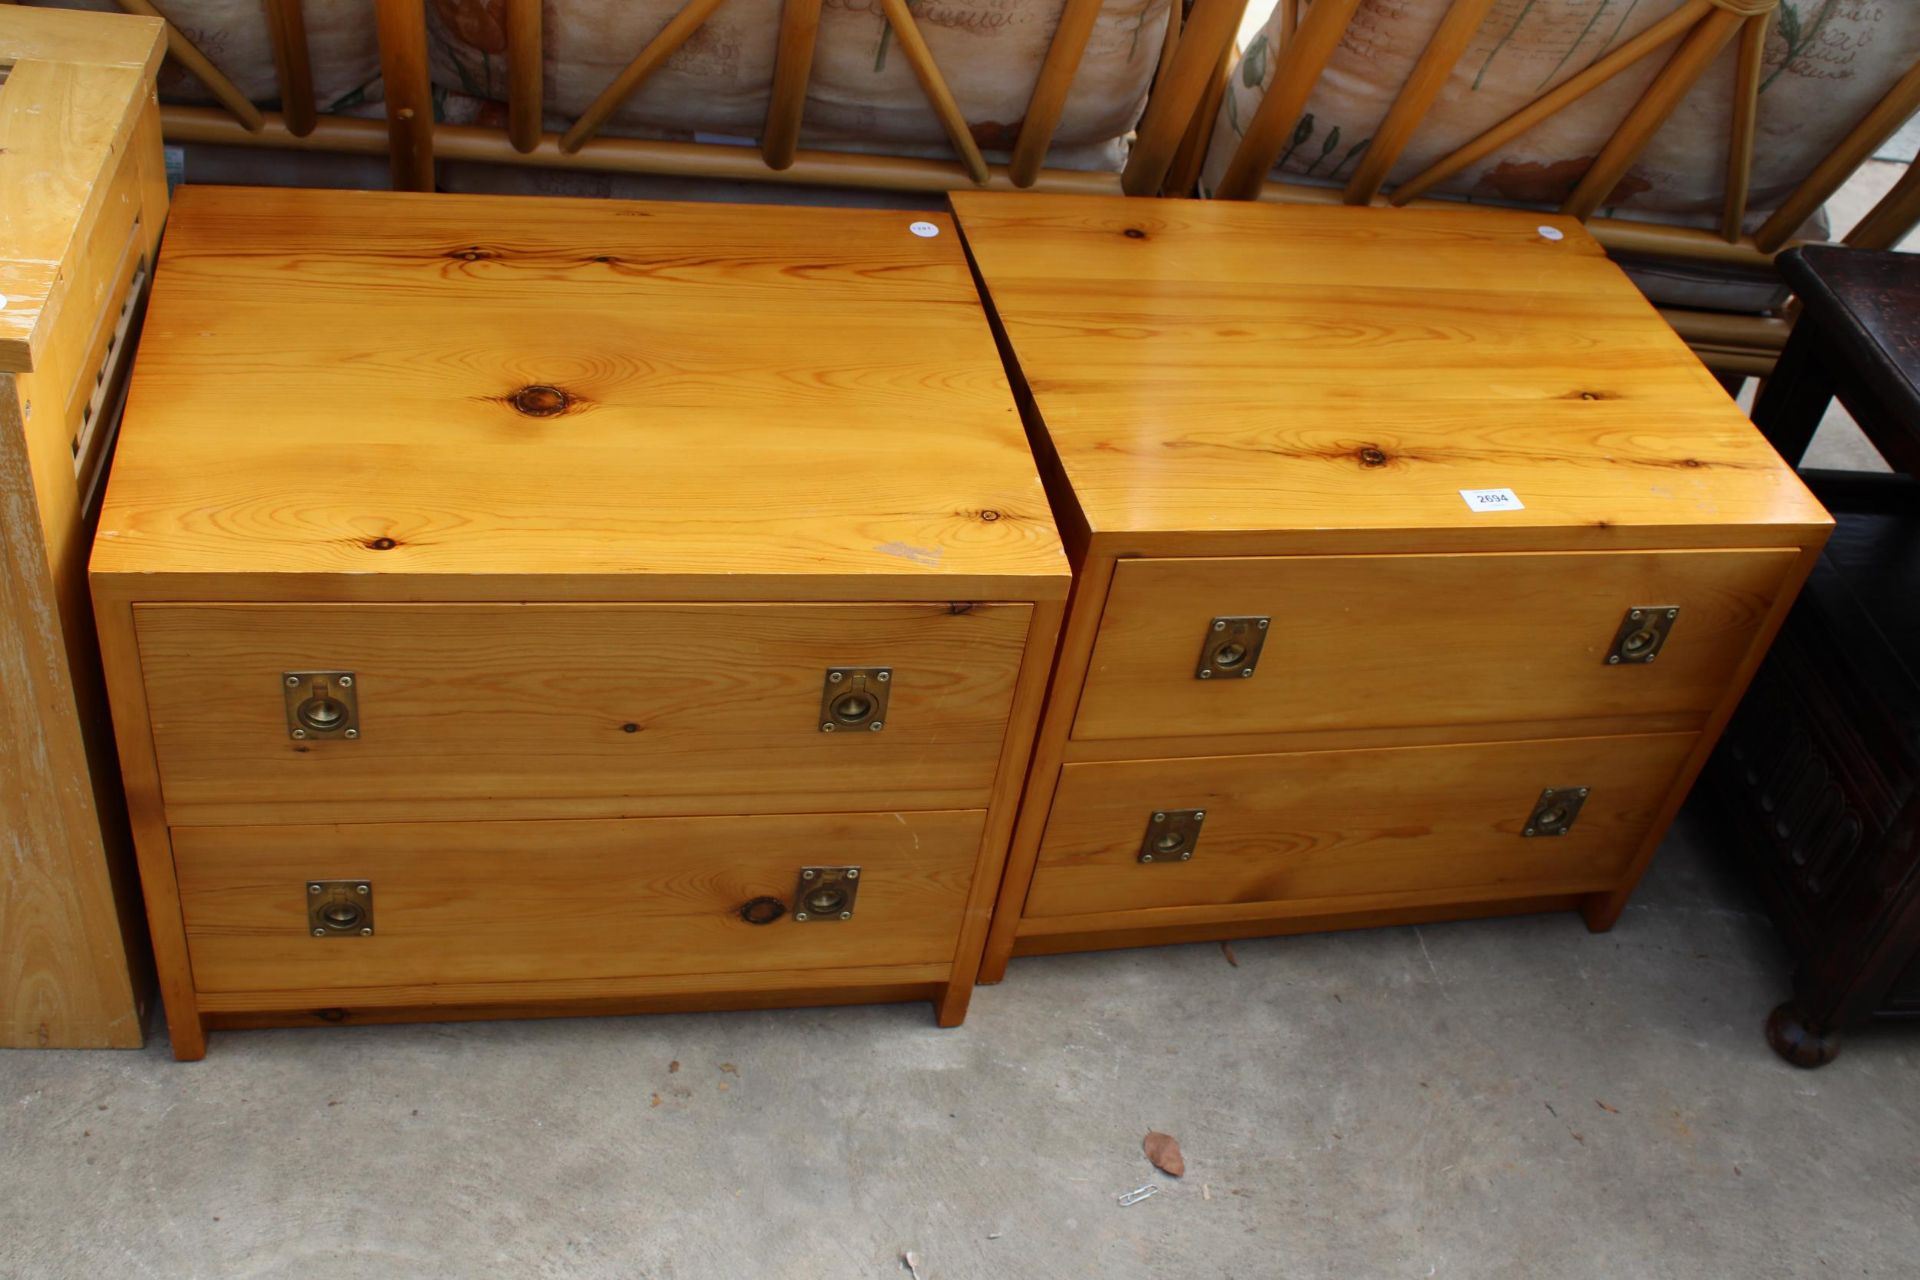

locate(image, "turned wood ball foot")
[[1767, 1001, 1841, 1068]]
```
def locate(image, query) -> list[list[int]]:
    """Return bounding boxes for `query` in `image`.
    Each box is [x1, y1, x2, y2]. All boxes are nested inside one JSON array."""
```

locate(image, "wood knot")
[[1357, 446, 1389, 468], [449, 246, 493, 262], [365, 537, 399, 551], [947, 602, 977, 615], [620, 722, 640, 734], [512, 384, 571, 417], [1124, 228, 1148, 240], [739, 897, 787, 926], [591, 254, 617, 264], [978, 509, 1002, 522]]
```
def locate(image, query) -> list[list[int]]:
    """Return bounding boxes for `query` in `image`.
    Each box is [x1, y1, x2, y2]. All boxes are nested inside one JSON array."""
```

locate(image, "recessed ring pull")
[[1139, 809, 1205, 863], [819, 667, 891, 733], [306, 880, 374, 936], [1196, 617, 1268, 680], [1605, 606, 1678, 665], [284, 671, 360, 740], [792, 866, 860, 920]]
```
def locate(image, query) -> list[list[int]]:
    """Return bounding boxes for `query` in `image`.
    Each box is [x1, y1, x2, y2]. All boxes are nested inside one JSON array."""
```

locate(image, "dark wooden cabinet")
[[1709, 245, 1920, 1066]]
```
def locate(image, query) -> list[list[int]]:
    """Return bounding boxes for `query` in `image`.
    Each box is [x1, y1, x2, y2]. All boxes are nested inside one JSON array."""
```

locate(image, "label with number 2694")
[[1459, 487, 1524, 512]]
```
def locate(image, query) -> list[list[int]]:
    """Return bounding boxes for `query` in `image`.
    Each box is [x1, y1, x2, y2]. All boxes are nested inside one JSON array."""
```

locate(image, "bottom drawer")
[[1026, 734, 1697, 918], [174, 811, 983, 996]]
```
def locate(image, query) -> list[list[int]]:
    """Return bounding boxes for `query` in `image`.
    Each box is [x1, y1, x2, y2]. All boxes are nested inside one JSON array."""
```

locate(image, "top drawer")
[[135, 602, 1030, 824], [1073, 550, 1798, 743]]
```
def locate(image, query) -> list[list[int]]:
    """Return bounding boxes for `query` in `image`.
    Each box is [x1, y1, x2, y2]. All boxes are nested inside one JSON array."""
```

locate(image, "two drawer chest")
[[950, 194, 1832, 976], [93, 187, 1067, 1058]]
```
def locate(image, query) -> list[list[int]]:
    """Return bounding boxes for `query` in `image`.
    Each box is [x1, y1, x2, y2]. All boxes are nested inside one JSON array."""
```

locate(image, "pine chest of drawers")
[[92, 187, 1067, 1058], [948, 193, 1831, 977]]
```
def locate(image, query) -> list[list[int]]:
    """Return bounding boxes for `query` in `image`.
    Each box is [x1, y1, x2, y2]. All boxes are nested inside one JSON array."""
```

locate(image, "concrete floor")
[[4, 799, 1917, 1279]]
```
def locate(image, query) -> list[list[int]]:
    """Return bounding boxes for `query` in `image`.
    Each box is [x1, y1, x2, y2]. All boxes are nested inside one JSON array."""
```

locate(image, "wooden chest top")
[[93, 187, 1067, 601], [0, 7, 165, 374], [950, 193, 1829, 554]]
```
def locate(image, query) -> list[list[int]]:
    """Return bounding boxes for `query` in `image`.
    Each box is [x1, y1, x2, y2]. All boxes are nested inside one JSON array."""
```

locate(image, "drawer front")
[[173, 809, 984, 994], [1074, 551, 1797, 742], [137, 602, 1030, 823], [1024, 733, 1697, 918]]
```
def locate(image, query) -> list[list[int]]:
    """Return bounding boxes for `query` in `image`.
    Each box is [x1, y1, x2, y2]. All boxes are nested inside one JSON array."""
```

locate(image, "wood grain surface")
[[1023, 733, 1697, 918], [92, 187, 1067, 599], [173, 810, 983, 995], [135, 601, 1031, 824], [0, 8, 164, 373], [950, 194, 1828, 554], [1073, 549, 1799, 742], [1, 376, 144, 1048]]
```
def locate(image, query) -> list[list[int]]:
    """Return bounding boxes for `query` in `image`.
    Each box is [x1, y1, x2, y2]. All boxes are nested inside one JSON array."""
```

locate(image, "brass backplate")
[[1522, 788, 1589, 838], [1139, 809, 1205, 863], [1605, 606, 1679, 665], [1196, 617, 1268, 680], [820, 667, 891, 733], [307, 879, 374, 936], [793, 866, 860, 921], [284, 671, 359, 740]]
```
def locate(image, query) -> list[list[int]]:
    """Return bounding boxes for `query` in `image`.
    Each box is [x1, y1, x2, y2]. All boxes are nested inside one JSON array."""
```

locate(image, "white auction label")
[[908, 221, 940, 238], [1537, 225, 1565, 241], [0, 295, 8, 311], [1460, 487, 1525, 512]]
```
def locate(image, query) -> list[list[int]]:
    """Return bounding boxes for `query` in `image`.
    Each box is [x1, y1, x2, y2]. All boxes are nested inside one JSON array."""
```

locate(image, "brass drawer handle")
[[820, 668, 890, 732], [1606, 606, 1679, 665], [1522, 787, 1589, 837], [1196, 617, 1268, 680], [307, 880, 374, 936], [793, 866, 860, 920], [1139, 810, 1205, 863], [284, 671, 360, 740]]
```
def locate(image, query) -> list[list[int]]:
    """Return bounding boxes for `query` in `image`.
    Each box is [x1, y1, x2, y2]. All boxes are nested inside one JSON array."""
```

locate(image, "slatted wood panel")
[[110, 0, 1920, 297]]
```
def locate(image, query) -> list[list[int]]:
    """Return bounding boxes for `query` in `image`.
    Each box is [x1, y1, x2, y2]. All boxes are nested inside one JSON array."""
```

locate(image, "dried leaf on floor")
[[1221, 942, 1239, 967], [1144, 1130, 1185, 1177], [1595, 1099, 1619, 1114]]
